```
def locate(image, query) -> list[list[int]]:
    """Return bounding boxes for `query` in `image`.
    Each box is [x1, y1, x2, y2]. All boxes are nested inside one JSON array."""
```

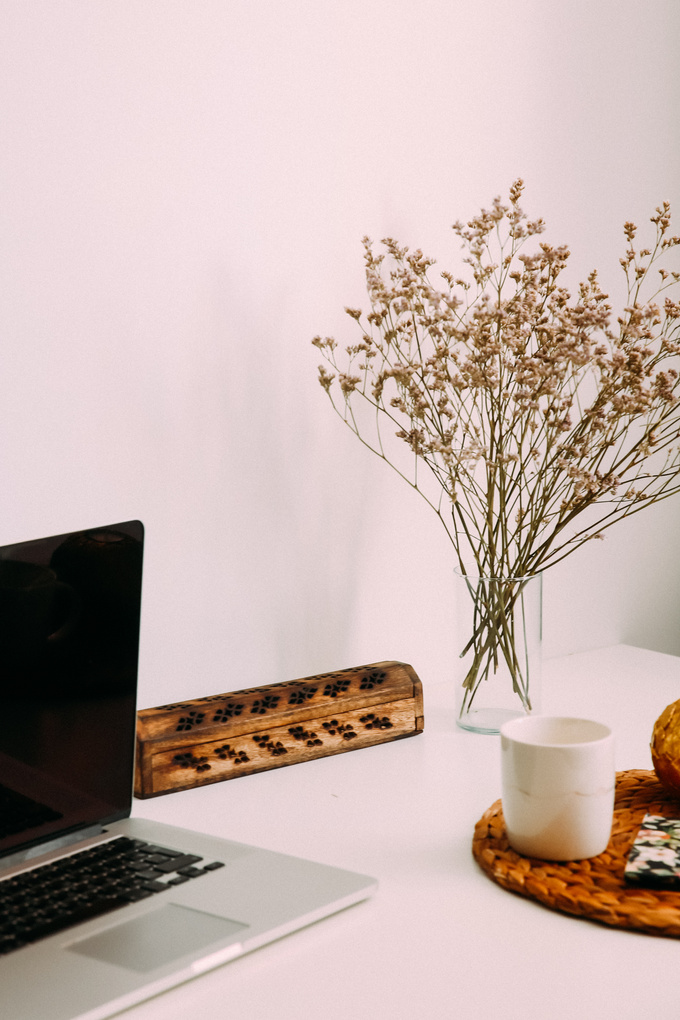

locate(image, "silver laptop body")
[[0, 522, 376, 1020]]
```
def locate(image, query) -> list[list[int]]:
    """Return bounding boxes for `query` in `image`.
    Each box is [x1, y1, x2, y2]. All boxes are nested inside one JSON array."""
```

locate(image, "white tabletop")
[[129, 645, 680, 1020]]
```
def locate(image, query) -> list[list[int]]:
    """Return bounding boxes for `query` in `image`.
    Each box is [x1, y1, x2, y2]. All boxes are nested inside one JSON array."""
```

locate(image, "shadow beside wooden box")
[[134, 660, 424, 798]]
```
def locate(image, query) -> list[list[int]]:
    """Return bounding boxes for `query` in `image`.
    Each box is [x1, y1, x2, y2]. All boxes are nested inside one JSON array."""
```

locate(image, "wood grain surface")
[[135, 660, 424, 798]]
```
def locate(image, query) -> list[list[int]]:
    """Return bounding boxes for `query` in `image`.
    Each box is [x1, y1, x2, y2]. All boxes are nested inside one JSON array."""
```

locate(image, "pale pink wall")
[[0, 1, 678, 705]]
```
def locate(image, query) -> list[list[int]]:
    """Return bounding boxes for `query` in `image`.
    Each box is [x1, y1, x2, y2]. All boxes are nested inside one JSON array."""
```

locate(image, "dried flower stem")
[[313, 182, 680, 712]]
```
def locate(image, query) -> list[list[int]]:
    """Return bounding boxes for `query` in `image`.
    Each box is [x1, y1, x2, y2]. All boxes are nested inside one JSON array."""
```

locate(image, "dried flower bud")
[[312, 183, 680, 578]]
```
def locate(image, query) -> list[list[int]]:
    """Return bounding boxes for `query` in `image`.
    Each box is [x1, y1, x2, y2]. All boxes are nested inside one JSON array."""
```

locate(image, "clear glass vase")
[[454, 570, 542, 734]]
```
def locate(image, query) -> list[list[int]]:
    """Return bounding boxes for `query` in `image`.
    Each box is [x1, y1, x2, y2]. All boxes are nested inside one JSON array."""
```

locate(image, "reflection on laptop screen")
[[0, 521, 144, 858]]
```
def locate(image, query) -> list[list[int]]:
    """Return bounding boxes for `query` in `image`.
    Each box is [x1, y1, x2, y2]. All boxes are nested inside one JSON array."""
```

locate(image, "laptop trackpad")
[[68, 903, 248, 972]]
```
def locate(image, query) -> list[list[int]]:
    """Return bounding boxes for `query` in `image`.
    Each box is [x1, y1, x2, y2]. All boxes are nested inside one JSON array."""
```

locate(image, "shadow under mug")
[[500, 715, 615, 860]]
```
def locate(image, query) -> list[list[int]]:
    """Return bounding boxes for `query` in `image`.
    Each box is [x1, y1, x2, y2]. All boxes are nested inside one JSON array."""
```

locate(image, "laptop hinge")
[[0, 824, 105, 871]]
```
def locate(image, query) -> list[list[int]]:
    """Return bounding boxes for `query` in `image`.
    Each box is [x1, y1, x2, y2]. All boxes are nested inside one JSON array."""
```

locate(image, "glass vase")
[[454, 570, 542, 734]]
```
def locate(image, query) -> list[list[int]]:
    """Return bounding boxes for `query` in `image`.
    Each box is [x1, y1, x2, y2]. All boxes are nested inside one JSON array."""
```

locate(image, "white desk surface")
[[128, 645, 680, 1020]]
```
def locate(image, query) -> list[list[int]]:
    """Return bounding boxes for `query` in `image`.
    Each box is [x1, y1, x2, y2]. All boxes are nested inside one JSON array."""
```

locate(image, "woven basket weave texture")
[[472, 769, 680, 937]]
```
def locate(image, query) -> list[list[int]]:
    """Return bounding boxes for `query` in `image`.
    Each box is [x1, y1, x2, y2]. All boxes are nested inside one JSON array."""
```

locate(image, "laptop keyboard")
[[0, 836, 225, 955]]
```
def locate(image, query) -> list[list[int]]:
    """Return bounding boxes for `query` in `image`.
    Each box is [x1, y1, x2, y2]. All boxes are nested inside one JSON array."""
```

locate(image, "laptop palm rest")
[[68, 904, 248, 972]]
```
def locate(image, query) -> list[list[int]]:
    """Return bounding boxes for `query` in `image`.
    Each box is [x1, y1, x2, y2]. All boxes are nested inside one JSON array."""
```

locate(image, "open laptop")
[[0, 521, 377, 1020]]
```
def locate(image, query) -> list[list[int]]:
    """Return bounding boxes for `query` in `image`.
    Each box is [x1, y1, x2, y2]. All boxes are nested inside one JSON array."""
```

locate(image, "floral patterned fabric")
[[624, 814, 680, 888]]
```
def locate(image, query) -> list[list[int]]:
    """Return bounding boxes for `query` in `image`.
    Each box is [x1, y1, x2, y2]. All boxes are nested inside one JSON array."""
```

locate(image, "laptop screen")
[[0, 521, 144, 859]]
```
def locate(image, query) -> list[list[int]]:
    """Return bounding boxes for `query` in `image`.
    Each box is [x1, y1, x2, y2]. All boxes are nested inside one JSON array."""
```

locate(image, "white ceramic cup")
[[500, 715, 615, 860]]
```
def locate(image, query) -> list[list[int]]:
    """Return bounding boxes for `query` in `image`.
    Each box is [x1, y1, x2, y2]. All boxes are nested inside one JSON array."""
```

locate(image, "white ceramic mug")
[[500, 715, 615, 860]]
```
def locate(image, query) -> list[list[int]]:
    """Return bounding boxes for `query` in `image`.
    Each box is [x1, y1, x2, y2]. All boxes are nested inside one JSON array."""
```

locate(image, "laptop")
[[0, 521, 377, 1020]]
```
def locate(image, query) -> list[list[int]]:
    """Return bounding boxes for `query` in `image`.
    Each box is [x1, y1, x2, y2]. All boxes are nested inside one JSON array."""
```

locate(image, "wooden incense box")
[[134, 660, 424, 798]]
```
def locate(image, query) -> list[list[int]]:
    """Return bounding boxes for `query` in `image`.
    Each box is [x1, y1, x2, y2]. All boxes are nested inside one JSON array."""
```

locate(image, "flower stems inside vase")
[[455, 572, 542, 734]]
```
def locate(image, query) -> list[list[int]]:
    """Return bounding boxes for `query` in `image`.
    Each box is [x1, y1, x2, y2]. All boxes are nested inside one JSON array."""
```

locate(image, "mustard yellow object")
[[651, 699, 680, 795]]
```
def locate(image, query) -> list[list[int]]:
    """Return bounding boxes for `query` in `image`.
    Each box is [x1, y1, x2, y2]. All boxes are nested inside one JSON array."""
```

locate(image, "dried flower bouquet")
[[313, 181, 680, 717]]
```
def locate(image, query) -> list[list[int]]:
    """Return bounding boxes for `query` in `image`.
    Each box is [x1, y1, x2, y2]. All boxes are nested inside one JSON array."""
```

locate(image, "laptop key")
[[140, 880, 168, 893], [177, 866, 206, 878], [144, 853, 175, 865], [154, 854, 203, 873], [123, 888, 154, 902], [135, 868, 165, 881]]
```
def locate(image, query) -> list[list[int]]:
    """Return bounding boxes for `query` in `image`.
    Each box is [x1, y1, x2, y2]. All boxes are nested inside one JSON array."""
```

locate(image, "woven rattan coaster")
[[472, 769, 680, 937]]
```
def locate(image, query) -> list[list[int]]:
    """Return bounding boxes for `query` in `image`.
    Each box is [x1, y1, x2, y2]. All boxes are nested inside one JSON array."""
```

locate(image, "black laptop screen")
[[0, 521, 144, 858]]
